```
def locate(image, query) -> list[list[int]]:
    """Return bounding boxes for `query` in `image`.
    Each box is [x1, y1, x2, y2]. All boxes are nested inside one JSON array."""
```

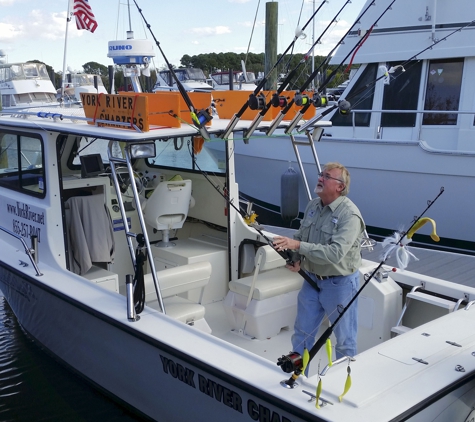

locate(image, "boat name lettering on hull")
[[198, 374, 243, 413], [160, 355, 196, 387], [247, 400, 293, 422], [159, 355, 294, 421]]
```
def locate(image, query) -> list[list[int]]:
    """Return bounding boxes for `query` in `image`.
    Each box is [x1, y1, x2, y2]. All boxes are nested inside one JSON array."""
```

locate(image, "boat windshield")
[[184, 68, 207, 81], [68, 136, 226, 175], [146, 136, 226, 174], [0, 63, 50, 81], [72, 74, 105, 87]]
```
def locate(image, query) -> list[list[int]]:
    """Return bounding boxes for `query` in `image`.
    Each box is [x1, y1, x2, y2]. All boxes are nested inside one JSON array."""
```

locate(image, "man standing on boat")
[[273, 162, 365, 364]]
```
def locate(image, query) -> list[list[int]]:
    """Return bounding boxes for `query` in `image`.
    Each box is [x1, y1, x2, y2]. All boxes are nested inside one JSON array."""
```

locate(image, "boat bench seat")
[[224, 245, 303, 340], [144, 261, 212, 333]]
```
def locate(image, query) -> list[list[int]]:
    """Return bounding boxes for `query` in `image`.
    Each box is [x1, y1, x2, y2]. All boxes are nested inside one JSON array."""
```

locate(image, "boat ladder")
[[289, 127, 374, 251], [391, 285, 465, 335]]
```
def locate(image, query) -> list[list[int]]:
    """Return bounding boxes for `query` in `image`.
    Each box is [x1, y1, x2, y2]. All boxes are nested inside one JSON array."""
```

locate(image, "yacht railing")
[[0, 226, 42, 276]]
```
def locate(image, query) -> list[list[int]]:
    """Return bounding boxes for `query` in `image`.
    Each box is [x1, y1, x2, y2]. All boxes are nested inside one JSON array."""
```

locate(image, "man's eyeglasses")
[[318, 171, 344, 184]]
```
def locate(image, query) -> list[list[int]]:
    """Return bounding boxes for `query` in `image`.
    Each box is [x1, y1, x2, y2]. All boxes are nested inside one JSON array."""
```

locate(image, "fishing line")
[[131, 0, 212, 139], [313, 17, 475, 126], [220, 0, 330, 139], [243, 0, 354, 141], [265, 0, 382, 136]]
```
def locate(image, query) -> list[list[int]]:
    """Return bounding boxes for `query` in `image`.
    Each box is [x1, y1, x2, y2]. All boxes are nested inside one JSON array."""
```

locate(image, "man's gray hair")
[[323, 162, 350, 196]]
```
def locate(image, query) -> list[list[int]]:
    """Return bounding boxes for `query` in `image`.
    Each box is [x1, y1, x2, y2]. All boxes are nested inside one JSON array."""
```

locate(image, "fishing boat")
[[0, 58, 58, 112], [233, 0, 475, 254], [209, 69, 257, 91], [60, 72, 108, 105], [0, 75, 475, 420], [153, 67, 213, 92]]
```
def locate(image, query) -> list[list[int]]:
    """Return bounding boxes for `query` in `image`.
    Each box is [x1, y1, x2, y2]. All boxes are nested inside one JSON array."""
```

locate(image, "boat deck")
[[264, 225, 475, 289]]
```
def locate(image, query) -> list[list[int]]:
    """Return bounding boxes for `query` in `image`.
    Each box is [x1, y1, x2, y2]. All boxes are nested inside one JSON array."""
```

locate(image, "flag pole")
[[61, 0, 74, 103]]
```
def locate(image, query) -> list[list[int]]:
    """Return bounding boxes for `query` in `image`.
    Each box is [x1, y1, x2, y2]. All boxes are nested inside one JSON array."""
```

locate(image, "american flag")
[[73, 0, 98, 33]]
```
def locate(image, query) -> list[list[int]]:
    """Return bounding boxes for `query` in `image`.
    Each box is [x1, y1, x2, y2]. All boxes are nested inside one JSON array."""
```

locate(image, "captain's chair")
[[143, 179, 192, 247]]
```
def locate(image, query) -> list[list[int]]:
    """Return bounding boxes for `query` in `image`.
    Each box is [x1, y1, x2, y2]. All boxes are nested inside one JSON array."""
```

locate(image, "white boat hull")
[[235, 133, 475, 253], [0, 261, 315, 422]]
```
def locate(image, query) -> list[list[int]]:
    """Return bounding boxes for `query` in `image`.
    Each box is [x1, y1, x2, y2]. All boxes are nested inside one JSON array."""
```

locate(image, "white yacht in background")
[[234, 0, 475, 254], [153, 68, 213, 92], [209, 70, 257, 91], [61, 73, 108, 105], [0, 56, 58, 112]]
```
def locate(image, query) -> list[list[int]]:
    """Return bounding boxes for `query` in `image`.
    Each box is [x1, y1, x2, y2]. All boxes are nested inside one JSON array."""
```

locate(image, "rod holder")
[[220, 114, 240, 139], [266, 112, 285, 136], [30, 235, 38, 265], [244, 113, 265, 142], [126, 274, 140, 322], [284, 111, 304, 135]]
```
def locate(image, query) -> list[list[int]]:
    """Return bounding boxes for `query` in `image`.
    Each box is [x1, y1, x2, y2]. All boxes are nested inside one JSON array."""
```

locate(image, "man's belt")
[[314, 274, 337, 280]]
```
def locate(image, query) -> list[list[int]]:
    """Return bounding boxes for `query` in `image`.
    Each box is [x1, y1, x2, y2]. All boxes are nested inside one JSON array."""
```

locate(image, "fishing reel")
[[192, 108, 213, 128], [271, 93, 288, 108], [312, 93, 328, 108], [294, 93, 310, 107], [277, 352, 303, 373], [248, 93, 266, 110], [338, 99, 351, 115]]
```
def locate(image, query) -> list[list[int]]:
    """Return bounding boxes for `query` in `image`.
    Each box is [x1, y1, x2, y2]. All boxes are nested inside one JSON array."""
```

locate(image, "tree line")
[[34, 51, 351, 94]]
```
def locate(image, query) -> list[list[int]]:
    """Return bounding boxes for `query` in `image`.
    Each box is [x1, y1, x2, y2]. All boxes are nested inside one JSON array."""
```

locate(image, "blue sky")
[[0, 0, 365, 73]]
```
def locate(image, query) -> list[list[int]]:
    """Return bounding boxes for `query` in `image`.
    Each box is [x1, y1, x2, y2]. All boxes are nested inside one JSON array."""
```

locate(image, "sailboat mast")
[[61, 0, 74, 101]]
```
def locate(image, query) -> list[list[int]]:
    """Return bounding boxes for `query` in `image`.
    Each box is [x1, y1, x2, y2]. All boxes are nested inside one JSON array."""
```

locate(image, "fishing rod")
[[277, 187, 445, 388], [295, 12, 475, 135], [185, 140, 321, 292], [243, 0, 353, 141], [132, 0, 212, 140], [220, 0, 329, 140], [265, 0, 381, 136]]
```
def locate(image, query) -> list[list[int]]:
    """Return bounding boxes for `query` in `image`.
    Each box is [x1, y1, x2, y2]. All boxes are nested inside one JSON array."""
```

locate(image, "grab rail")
[[0, 226, 43, 276]]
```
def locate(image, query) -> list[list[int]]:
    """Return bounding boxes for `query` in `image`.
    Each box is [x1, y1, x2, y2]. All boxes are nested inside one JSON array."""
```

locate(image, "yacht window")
[[0, 132, 45, 197], [146, 136, 226, 174], [330, 63, 377, 127], [423, 58, 463, 125], [381, 61, 422, 127]]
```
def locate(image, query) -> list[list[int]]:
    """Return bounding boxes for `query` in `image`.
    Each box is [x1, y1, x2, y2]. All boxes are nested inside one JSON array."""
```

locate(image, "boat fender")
[[280, 166, 299, 222]]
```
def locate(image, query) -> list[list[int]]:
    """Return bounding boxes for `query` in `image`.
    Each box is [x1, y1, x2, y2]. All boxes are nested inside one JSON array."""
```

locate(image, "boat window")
[[423, 58, 463, 125], [0, 132, 45, 197], [330, 63, 377, 127], [23, 64, 39, 78], [69, 137, 123, 169], [38, 64, 49, 79], [381, 60, 422, 127], [146, 136, 226, 174], [1, 95, 14, 108]]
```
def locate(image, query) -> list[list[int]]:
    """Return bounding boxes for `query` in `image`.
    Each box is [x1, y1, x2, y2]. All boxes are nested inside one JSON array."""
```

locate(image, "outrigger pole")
[[291, 9, 475, 135], [243, 0, 354, 141], [131, 0, 212, 140], [220, 0, 330, 140], [277, 187, 445, 388]]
